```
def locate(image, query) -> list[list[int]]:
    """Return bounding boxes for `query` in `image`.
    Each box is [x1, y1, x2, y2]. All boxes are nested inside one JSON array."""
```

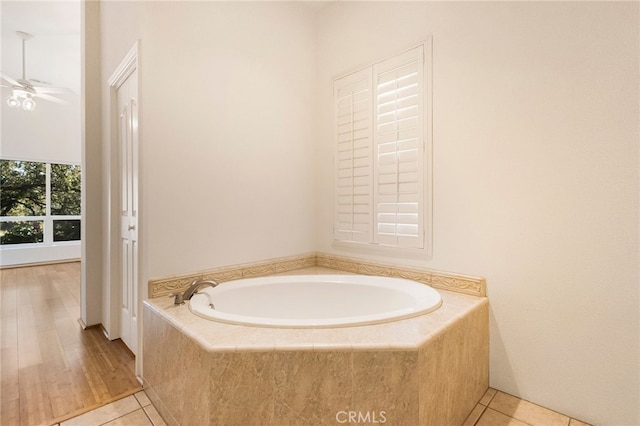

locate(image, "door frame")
[[106, 42, 139, 344]]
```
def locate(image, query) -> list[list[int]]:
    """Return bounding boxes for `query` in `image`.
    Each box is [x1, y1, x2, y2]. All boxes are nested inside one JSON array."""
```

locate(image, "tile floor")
[[464, 388, 592, 426], [56, 387, 591, 426], [55, 391, 165, 426]]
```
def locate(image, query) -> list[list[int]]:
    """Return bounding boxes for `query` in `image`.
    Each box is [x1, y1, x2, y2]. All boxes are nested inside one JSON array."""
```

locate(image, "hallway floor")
[[0, 262, 141, 426]]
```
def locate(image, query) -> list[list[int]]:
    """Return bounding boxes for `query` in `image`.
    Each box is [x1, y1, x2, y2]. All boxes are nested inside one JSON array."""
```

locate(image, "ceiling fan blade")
[[1, 71, 22, 87], [33, 86, 74, 94], [35, 92, 70, 105]]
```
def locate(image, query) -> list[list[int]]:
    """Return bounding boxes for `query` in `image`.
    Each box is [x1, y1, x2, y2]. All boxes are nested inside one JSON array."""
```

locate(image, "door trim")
[[107, 41, 139, 342]]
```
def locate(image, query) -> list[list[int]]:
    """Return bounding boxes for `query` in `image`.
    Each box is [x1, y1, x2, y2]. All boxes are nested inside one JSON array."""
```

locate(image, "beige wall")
[[97, 0, 143, 345], [139, 2, 317, 279], [82, 0, 103, 327], [314, 2, 639, 425]]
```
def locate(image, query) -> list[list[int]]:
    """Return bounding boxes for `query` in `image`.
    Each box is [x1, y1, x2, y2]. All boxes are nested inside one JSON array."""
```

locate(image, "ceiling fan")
[[1, 31, 73, 111]]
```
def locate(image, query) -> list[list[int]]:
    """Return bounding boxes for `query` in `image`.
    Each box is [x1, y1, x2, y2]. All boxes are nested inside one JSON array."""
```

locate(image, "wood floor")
[[0, 262, 142, 426]]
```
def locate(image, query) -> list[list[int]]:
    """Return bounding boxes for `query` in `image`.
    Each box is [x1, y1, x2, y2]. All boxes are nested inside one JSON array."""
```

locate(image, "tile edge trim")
[[148, 252, 486, 298]]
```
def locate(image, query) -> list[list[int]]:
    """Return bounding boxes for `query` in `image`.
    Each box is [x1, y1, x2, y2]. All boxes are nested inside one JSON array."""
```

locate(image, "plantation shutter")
[[373, 46, 424, 248], [334, 68, 373, 243]]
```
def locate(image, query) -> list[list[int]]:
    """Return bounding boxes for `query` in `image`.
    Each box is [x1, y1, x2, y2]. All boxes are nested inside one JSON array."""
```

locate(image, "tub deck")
[[142, 267, 489, 425]]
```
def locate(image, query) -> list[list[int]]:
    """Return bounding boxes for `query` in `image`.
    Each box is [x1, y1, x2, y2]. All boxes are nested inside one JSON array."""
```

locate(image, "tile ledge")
[[148, 252, 487, 298]]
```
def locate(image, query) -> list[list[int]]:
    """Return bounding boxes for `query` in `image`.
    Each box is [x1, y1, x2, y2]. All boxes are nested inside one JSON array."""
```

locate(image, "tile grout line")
[[91, 396, 143, 426], [473, 389, 497, 426], [135, 392, 163, 426], [485, 403, 537, 426], [484, 391, 578, 426], [140, 406, 156, 426], [468, 388, 495, 426], [471, 404, 489, 426], [482, 390, 496, 407]]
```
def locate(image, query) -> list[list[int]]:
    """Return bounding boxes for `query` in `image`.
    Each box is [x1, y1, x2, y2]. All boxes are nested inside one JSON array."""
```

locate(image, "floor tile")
[[143, 404, 168, 426], [489, 391, 570, 426], [479, 388, 497, 406], [134, 391, 152, 407], [463, 403, 486, 426], [476, 407, 530, 426], [103, 408, 152, 426], [60, 395, 141, 426]]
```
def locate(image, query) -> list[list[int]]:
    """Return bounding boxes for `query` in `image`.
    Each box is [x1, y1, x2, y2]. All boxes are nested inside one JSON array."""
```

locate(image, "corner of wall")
[[81, 0, 104, 327]]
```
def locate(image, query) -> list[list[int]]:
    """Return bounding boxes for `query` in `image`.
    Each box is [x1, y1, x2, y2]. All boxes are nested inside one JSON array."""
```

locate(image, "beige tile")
[[271, 266, 349, 276], [477, 408, 530, 426], [272, 327, 352, 351], [569, 418, 592, 426], [489, 391, 570, 426], [274, 351, 353, 425], [351, 318, 425, 350], [221, 326, 276, 352], [353, 350, 419, 425], [210, 351, 274, 425], [463, 404, 486, 426], [158, 302, 203, 328], [102, 408, 153, 426], [419, 333, 449, 425], [144, 404, 168, 426], [60, 395, 140, 426], [135, 391, 151, 407], [418, 300, 488, 426], [141, 384, 177, 426], [142, 306, 211, 426], [479, 388, 497, 406]]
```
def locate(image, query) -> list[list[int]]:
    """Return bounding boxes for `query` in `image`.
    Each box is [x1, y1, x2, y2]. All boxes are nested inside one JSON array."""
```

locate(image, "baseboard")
[[0, 258, 81, 270]]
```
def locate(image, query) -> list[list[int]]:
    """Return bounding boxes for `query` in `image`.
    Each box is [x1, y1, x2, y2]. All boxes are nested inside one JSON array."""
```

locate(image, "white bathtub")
[[188, 274, 442, 328]]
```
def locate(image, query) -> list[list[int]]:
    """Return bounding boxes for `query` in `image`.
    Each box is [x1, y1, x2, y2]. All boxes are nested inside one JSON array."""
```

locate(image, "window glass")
[[0, 221, 44, 245], [53, 219, 81, 242], [51, 164, 81, 215], [0, 160, 46, 216], [1, 160, 81, 247]]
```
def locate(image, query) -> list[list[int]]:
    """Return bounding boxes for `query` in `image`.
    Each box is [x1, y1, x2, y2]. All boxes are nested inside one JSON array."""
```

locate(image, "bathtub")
[[188, 274, 442, 328], [143, 266, 489, 425]]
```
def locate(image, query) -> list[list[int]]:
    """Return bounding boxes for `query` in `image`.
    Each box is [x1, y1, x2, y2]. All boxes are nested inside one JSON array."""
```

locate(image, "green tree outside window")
[[0, 160, 46, 216], [51, 164, 81, 215], [1, 159, 81, 245]]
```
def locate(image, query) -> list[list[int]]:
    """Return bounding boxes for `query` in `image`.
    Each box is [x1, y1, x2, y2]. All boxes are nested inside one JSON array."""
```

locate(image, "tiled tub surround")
[[143, 266, 489, 425], [147, 252, 486, 298]]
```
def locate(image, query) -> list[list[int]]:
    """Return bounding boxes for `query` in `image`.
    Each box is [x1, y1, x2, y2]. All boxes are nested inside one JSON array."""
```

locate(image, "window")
[[333, 43, 432, 256], [0, 159, 81, 246]]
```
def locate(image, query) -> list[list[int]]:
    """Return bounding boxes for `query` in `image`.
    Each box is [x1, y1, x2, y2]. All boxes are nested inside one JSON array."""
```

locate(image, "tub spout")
[[181, 279, 219, 302]]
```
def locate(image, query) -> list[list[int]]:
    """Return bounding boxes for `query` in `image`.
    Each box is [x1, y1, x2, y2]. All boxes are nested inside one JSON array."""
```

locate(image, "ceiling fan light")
[[22, 97, 36, 111], [7, 95, 20, 108]]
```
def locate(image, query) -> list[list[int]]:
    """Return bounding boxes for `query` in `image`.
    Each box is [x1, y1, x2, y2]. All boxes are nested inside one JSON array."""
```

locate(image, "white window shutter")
[[372, 46, 424, 248], [334, 68, 373, 243]]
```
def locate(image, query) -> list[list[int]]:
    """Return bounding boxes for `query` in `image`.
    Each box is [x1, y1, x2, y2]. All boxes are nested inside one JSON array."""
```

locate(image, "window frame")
[[0, 159, 81, 248], [331, 39, 433, 259]]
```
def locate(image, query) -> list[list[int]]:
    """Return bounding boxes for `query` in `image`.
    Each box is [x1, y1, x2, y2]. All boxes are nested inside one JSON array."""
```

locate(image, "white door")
[[118, 68, 139, 354]]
